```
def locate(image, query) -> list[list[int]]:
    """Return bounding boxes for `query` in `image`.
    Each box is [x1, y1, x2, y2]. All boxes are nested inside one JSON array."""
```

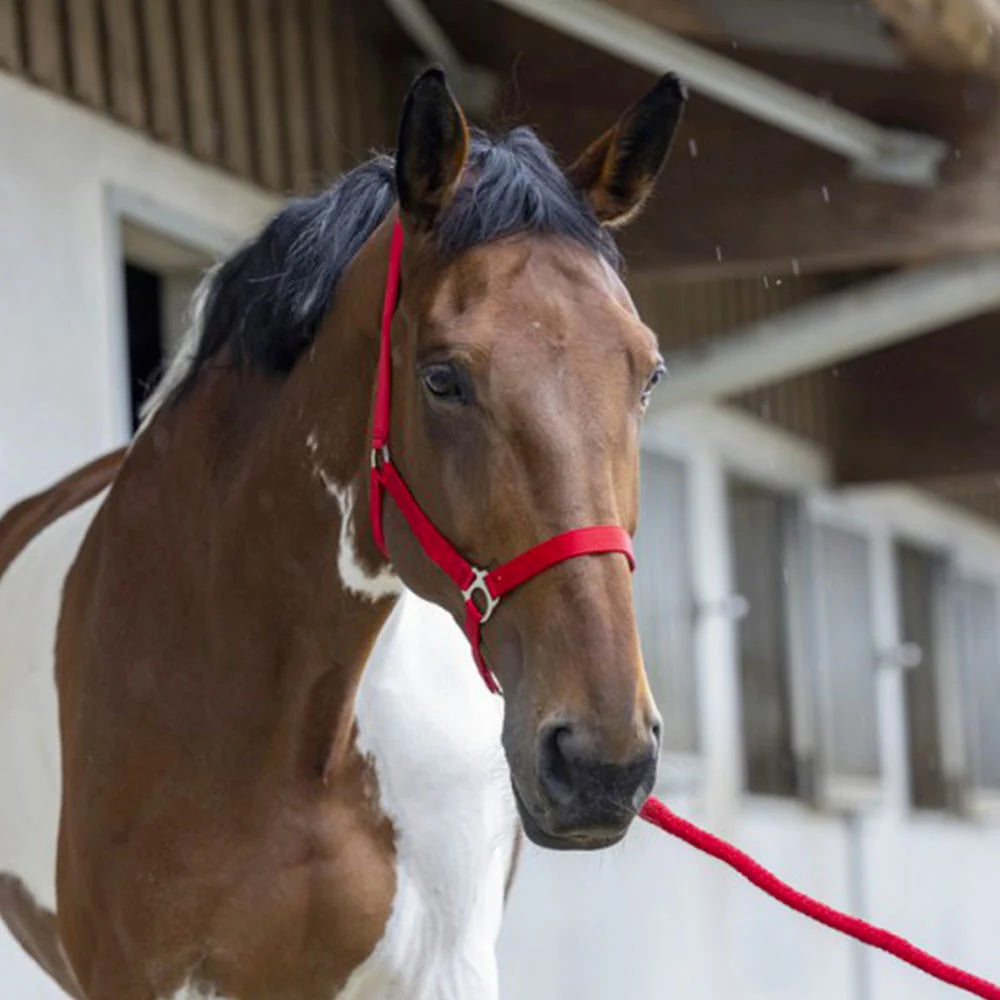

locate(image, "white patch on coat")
[[339, 590, 517, 1000], [165, 985, 227, 1000], [0, 490, 107, 913], [307, 434, 400, 602]]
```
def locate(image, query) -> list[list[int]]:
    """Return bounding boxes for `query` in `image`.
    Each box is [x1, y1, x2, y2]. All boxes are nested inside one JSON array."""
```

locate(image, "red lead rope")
[[372, 216, 1000, 999], [640, 797, 1000, 999]]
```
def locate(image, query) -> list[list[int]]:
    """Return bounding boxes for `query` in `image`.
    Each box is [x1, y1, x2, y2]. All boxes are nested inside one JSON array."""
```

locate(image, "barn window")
[[954, 577, 1000, 794], [123, 262, 164, 429], [896, 543, 954, 810], [634, 453, 697, 757], [729, 479, 800, 797], [811, 523, 880, 791], [120, 221, 211, 430]]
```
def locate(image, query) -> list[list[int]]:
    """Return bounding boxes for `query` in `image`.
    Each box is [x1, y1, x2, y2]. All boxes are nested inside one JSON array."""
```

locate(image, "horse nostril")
[[650, 719, 662, 749], [538, 723, 577, 805], [536, 720, 660, 825]]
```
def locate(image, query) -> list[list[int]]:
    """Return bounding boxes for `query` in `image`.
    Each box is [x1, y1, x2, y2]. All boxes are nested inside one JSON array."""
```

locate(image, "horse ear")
[[396, 67, 470, 230], [567, 74, 687, 228]]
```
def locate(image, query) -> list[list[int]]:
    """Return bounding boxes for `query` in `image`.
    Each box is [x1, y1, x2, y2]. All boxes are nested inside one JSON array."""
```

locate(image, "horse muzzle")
[[513, 720, 660, 851]]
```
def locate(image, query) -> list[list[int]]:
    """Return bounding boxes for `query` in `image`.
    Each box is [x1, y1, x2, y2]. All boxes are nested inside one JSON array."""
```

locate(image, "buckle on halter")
[[370, 445, 390, 469], [462, 567, 499, 623]]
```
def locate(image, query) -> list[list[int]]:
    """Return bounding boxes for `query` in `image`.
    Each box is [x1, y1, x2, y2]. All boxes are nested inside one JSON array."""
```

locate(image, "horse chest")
[[164, 593, 516, 1000], [336, 592, 518, 1000]]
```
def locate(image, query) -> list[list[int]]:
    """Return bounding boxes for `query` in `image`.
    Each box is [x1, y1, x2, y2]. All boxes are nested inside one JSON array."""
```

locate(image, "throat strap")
[[368, 219, 635, 693]]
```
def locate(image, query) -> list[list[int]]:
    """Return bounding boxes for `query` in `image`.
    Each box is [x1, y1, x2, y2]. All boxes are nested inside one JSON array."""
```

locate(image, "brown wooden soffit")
[[424, 0, 1000, 278], [0, 0, 409, 194], [832, 316, 1000, 483]]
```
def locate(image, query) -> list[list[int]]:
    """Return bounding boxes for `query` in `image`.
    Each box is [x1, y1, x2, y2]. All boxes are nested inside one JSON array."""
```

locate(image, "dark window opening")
[[896, 543, 950, 810], [124, 262, 164, 430], [730, 479, 799, 797]]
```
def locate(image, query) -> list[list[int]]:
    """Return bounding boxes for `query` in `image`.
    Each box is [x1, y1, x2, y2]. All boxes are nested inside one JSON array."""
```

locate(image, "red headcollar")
[[368, 219, 635, 693]]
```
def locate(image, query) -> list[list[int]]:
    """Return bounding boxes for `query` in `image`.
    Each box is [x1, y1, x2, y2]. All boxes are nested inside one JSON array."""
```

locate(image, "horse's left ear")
[[567, 74, 687, 228], [396, 66, 470, 231]]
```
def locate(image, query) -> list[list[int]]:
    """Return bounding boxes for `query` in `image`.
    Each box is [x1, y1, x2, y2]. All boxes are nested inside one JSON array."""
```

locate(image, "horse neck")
[[136, 230, 400, 783]]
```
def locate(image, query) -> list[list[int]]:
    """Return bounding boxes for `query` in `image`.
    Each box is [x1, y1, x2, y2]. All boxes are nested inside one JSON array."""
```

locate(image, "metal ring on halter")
[[462, 567, 499, 623], [370, 445, 390, 469]]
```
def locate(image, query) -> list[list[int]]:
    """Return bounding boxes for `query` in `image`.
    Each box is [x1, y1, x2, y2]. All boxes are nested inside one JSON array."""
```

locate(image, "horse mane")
[[141, 127, 620, 421]]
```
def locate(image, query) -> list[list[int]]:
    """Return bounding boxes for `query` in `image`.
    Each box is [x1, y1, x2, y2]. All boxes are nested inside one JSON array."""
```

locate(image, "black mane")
[[165, 127, 620, 402]]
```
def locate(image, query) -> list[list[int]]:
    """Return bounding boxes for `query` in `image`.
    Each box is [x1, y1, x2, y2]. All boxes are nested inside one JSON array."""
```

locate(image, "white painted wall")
[[0, 73, 279, 513], [0, 74, 279, 997]]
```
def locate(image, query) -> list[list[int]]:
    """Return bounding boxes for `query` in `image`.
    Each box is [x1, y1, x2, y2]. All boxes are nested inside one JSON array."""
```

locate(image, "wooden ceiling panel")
[[430, 1, 1000, 277], [833, 315, 1000, 482]]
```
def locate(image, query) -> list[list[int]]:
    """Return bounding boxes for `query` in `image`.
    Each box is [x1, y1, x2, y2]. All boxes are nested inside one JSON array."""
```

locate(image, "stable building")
[[2, 2, 999, 998]]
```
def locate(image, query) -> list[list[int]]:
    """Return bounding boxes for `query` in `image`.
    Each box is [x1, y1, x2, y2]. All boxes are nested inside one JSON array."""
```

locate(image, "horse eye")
[[421, 363, 470, 405], [641, 361, 667, 409]]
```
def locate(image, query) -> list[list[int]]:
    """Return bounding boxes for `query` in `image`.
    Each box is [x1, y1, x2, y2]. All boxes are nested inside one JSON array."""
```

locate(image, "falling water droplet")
[[821, 185, 831, 203], [715, 244, 724, 262], [791, 258, 801, 276], [688, 138, 699, 159]]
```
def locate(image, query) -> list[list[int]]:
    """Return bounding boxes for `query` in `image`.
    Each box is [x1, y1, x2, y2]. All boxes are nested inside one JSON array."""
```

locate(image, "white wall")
[[0, 73, 279, 512], [0, 74, 279, 997]]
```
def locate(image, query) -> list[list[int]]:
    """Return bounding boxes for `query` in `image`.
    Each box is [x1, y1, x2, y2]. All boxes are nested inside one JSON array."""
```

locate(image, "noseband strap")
[[369, 219, 635, 693]]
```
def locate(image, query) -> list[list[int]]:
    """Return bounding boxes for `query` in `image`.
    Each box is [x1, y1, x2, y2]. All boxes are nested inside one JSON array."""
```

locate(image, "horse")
[[0, 67, 685, 999]]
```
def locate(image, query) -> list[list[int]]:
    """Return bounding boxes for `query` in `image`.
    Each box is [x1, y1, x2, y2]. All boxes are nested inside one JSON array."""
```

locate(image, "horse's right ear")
[[396, 67, 470, 231]]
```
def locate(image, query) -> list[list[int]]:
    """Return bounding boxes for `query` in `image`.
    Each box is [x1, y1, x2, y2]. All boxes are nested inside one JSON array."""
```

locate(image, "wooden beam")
[[103, 0, 147, 127], [871, 0, 1000, 78], [176, 0, 220, 162], [648, 254, 1000, 413], [493, 0, 946, 183], [600, 0, 711, 37], [25, 0, 67, 92], [306, 0, 347, 181], [606, 0, 901, 68], [66, 0, 106, 109], [278, 0, 315, 192], [140, 0, 185, 146], [577, 55, 1000, 278], [211, 0, 254, 174], [246, 0, 287, 189]]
